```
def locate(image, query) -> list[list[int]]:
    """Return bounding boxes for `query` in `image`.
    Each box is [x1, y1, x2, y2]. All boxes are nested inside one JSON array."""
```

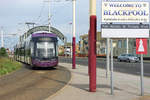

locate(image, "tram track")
[[0, 64, 71, 100]]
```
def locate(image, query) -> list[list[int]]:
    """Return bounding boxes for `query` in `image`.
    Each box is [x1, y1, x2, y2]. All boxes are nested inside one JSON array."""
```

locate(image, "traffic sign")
[[136, 38, 147, 96], [136, 38, 147, 54]]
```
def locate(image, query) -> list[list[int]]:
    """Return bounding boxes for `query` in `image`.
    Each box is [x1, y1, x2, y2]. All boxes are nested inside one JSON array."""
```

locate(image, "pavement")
[[46, 63, 150, 100]]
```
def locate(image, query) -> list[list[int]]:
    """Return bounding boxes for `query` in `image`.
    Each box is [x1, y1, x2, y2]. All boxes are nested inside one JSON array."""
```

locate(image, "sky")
[[0, 0, 149, 50], [0, 0, 95, 50]]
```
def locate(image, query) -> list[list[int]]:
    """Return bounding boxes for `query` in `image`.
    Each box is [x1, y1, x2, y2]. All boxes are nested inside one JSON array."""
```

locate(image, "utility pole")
[[44, 0, 51, 33], [48, 0, 51, 32], [1, 27, 4, 48], [25, 22, 35, 38], [72, 0, 76, 69]]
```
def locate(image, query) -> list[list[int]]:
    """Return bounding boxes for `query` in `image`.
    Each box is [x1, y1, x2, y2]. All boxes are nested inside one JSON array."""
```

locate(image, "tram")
[[14, 32, 58, 67]]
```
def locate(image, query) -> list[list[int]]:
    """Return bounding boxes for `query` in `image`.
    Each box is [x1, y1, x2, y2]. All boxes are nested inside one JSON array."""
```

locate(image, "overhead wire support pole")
[[44, 0, 51, 33], [48, 0, 51, 32], [72, 0, 76, 69], [89, 0, 96, 92], [1, 27, 4, 48]]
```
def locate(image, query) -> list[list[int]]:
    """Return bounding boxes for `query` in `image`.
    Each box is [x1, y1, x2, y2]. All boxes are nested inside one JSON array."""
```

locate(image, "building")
[[58, 45, 65, 56], [113, 39, 150, 58], [79, 32, 106, 56], [58, 42, 72, 56], [79, 34, 88, 54], [75, 43, 80, 54], [58, 42, 80, 56], [79, 32, 150, 58]]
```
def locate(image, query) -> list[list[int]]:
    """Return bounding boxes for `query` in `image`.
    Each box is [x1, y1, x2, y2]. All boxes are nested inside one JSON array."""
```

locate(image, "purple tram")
[[14, 33, 58, 68]]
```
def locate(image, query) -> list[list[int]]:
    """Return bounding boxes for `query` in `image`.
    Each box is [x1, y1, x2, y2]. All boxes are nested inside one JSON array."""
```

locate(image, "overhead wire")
[[33, 2, 46, 24], [38, 0, 71, 26], [32, 0, 73, 30]]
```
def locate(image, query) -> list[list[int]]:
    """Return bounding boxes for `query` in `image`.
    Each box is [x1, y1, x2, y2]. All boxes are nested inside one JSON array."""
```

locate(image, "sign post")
[[110, 39, 114, 95], [136, 38, 147, 96], [106, 38, 110, 78], [101, 1, 149, 95], [140, 54, 144, 96]]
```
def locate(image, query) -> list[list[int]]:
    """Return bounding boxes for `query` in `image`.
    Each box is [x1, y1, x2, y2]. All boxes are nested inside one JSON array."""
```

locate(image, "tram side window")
[[30, 42, 34, 56], [56, 43, 58, 56]]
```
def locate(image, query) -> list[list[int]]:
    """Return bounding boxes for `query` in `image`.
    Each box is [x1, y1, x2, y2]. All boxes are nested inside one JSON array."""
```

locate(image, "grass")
[[0, 57, 22, 76]]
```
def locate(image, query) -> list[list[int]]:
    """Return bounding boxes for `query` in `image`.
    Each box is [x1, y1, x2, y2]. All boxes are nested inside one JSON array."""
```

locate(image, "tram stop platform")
[[46, 63, 150, 100]]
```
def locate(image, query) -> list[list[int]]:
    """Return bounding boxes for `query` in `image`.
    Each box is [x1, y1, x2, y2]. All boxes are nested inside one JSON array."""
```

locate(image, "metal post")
[[43, 0, 51, 32], [141, 54, 144, 96], [106, 38, 110, 78], [1, 28, 4, 48], [48, 0, 51, 32], [127, 38, 128, 54], [110, 39, 114, 95], [149, 38, 150, 50], [72, 0, 76, 69], [89, 0, 96, 92]]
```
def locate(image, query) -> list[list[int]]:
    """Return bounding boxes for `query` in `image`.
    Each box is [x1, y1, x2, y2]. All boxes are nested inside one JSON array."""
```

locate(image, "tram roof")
[[32, 33, 57, 38]]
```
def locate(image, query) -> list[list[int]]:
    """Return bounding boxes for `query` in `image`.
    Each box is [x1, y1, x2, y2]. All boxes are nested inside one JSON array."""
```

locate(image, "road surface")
[[59, 57, 150, 77]]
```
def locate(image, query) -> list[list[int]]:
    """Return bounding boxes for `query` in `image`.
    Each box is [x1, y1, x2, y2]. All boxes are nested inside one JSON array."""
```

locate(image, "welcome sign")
[[102, 2, 149, 23]]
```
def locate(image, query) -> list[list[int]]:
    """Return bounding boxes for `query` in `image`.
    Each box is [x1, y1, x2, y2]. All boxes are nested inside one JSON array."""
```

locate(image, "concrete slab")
[[46, 63, 150, 100]]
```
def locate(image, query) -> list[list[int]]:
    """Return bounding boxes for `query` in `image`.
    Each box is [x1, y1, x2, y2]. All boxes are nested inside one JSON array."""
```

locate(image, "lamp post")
[[89, 0, 96, 92], [72, 0, 76, 69]]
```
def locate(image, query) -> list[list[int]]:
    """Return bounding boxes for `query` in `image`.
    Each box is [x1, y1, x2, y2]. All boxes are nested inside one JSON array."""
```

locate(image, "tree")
[[0, 47, 7, 57]]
